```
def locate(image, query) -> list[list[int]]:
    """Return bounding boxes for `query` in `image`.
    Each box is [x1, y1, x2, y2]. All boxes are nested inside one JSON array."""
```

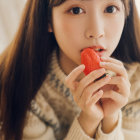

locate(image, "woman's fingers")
[[100, 61, 128, 80], [65, 64, 85, 90], [65, 63, 110, 110], [78, 75, 111, 105], [79, 68, 106, 87], [102, 90, 128, 106], [108, 76, 131, 97], [78, 90, 103, 111], [75, 68, 106, 98], [65, 65, 106, 98], [101, 56, 123, 66], [88, 90, 103, 106], [100, 57, 128, 79]]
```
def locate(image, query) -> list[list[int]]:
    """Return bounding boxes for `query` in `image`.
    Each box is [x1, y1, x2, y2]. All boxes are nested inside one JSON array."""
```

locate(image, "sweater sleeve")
[[64, 116, 95, 140], [95, 110, 124, 140], [122, 128, 140, 140]]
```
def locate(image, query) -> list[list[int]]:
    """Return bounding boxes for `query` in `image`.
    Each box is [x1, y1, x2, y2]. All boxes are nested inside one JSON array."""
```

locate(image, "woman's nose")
[[85, 15, 105, 39]]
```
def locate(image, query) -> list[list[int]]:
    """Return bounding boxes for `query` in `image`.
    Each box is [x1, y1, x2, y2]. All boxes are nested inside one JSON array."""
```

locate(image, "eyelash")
[[67, 5, 120, 15]]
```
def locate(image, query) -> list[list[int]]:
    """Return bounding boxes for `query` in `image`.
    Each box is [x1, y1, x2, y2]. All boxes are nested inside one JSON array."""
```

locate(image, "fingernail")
[[105, 75, 111, 80], [98, 90, 103, 95], [80, 64, 85, 69], [100, 62, 106, 66], [101, 57, 106, 60]]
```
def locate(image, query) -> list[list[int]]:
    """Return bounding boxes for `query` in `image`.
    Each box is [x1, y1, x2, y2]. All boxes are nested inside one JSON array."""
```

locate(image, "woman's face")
[[50, 0, 125, 74]]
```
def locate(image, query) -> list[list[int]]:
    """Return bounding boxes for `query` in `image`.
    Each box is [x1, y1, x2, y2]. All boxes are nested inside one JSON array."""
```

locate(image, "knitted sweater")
[[23, 50, 140, 140]]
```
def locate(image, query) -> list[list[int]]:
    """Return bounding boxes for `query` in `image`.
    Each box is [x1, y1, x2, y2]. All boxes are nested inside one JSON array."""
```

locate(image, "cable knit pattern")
[[23, 50, 140, 140]]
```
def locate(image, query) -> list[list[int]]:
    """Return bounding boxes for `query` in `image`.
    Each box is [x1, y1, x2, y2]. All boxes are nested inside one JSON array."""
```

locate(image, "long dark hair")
[[112, 0, 140, 62], [0, 0, 140, 140]]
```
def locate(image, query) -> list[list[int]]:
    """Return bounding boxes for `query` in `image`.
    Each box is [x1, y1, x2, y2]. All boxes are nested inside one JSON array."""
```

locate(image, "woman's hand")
[[99, 57, 131, 132], [65, 65, 111, 137]]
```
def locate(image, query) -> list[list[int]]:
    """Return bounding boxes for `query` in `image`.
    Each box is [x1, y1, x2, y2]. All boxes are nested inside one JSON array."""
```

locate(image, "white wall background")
[[0, 0, 26, 54], [0, 0, 140, 54]]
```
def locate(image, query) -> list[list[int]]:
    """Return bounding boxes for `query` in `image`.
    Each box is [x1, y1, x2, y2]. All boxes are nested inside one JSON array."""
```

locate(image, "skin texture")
[[49, 0, 130, 138], [51, 0, 125, 75]]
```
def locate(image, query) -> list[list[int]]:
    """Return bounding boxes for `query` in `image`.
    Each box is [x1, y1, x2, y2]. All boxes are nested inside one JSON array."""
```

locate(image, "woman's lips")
[[95, 50, 106, 57], [81, 46, 106, 57]]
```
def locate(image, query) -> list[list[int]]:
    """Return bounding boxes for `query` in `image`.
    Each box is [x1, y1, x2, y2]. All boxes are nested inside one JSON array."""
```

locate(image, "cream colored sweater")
[[23, 50, 140, 140]]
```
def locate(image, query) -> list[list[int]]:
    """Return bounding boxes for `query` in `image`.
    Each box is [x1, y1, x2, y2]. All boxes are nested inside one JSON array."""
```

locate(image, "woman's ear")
[[48, 24, 53, 32]]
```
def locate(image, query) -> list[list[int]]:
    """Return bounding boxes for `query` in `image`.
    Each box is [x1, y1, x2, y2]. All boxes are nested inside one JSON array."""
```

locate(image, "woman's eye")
[[69, 7, 84, 15], [105, 6, 118, 13]]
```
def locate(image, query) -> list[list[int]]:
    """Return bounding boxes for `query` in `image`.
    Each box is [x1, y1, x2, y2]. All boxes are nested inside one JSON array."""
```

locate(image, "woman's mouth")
[[94, 48, 106, 57], [81, 46, 106, 57]]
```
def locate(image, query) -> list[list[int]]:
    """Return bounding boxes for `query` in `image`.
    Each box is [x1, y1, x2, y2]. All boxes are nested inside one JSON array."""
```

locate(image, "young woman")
[[0, 0, 140, 140]]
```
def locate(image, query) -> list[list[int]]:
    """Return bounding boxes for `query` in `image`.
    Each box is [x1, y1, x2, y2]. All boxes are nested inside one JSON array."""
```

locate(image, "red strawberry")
[[81, 48, 101, 75]]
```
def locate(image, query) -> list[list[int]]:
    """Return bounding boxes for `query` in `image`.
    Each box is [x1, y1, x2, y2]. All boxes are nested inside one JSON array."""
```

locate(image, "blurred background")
[[0, 0, 26, 54], [0, 0, 140, 54]]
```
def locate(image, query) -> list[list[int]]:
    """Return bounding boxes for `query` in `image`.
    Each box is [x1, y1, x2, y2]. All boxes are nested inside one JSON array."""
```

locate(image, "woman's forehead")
[[64, 0, 122, 2]]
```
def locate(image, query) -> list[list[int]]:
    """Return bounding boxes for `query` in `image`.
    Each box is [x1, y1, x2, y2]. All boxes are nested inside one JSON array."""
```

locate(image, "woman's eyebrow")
[[63, 0, 122, 5], [64, 0, 122, 3]]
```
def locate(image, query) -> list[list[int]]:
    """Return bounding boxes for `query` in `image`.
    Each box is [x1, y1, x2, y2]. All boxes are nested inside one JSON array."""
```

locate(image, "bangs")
[[49, 0, 66, 7], [122, 0, 130, 17]]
